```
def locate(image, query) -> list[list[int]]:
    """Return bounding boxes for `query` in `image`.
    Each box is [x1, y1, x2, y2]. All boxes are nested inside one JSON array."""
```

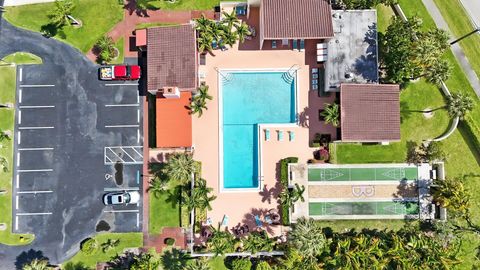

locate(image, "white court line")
[[136, 213, 140, 227], [137, 129, 140, 144], [105, 124, 139, 128], [104, 209, 139, 213], [19, 147, 54, 151], [16, 212, 52, 216], [19, 68, 22, 82], [15, 216, 19, 231], [18, 110, 21, 124], [20, 84, 55, 88], [16, 174, 20, 189], [17, 190, 53, 194], [105, 83, 139, 86], [18, 169, 53, 172], [19, 105, 55, 109], [16, 152, 20, 167], [17, 131, 21, 145], [19, 89, 22, 103], [18, 126, 54, 130], [15, 196, 19, 210], [137, 109, 140, 123], [105, 104, 139, 107]]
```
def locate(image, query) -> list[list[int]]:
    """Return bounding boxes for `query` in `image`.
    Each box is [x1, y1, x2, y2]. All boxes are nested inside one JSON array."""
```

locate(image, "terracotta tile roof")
[[147, 24, 197, 91], [340, 83, 401, 142], [260, 0, 334, 40], [156, 92, 192, 148]]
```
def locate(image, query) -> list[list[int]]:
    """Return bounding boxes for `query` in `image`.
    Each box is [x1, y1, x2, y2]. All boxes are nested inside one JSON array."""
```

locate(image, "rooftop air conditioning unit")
[[162, 86, 180, 99]]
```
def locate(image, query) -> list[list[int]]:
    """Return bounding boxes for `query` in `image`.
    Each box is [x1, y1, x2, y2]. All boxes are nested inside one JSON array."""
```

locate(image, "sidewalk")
[[422, 0, 480, 97], [2, 0, 54, 6], [458, 0, 480, 28]]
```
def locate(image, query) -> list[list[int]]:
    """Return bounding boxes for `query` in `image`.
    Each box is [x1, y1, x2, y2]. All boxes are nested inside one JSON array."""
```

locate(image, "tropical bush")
[[446, 93, 474, 119], [191, 84, 213, 117], [288, 218, 327, 260], [80, 237, 98, 255], [332, 0, 397, 9], [231, 258, 252, 270], [206, 226, 237, 256], [279, 157, 298, 187], [47, 0, 75, 28], [242, 231, 275, 254], [163, 152, 197, 184], [94, 35, 116, 64], [22, 258, 51, 270], [320, 103, 340, 127], [165, 237, 175, 246], [255, 261, 272, 270], [101, 238, 120, 253]]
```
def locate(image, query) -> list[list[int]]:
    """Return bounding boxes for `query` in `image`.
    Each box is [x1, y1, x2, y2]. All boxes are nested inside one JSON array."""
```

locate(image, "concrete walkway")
[[458, 0, 480, 28], [422, 0, 480, 97], [2, 0, 54, 6]]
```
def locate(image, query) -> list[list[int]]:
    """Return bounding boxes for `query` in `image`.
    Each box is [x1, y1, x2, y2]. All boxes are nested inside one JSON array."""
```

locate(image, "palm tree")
[[221, 10, 239, 29], [235, 22, 251, 43], [288, 217, 327, 259], [279, 183, 305, 208], [101, 238, 120, 253], [22, 259, 50, 270], [425, 58, 451, 85], [191, 85, 212, 117], [206, 226, 236, 256], [182, 178, 216, 212], [148, 178, 168, 198], [94, 35, 116, 64], [0, 156, 8, 173], [242, 230, 275, 254], [432, 178, 471, 217], [320, 103, 340, 127], [446, 93, 474, 119], [48, 0, 75, 28], [195, 15, 212, 33], [197, 34, 214, 54], [130, 252, 160, 270], [223, 31, 238, 47], [162, 152, 196, 184], [196, 85, 212, 101], [185, 258, 211, 270]]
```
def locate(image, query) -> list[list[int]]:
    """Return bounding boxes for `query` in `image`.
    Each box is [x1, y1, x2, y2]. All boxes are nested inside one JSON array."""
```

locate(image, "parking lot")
[[12, 62, 144, 238]]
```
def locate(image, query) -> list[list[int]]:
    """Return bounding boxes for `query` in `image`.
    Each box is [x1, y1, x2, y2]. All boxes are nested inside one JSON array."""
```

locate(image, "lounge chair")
[[265, 215, 273, 224], [282, 39, 289, 46], [221, 215, 229, 227], [236, 5, 247, 16], [272, 40, 277, 49], [300, 39, 305, 51], [254, 215, 263, 227], [292, 39, 298, 50], [265, 129, 270, 141], [277, 130, 284, 141], [289, 131, 295, 142]]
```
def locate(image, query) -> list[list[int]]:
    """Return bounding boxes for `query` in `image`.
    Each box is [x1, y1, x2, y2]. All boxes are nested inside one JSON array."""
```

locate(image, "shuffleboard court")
[[309, 201, 419, 216], [308, 167, 418, 181]]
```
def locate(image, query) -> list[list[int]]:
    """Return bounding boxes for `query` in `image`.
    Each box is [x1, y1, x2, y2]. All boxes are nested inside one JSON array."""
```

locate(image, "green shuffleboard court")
[[309, 201, 419, 216], [308, 167, 418, 181]]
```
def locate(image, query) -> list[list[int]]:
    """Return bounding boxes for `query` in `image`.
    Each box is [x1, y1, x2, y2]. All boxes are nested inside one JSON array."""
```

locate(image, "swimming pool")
[[220, 71, 297, 190]]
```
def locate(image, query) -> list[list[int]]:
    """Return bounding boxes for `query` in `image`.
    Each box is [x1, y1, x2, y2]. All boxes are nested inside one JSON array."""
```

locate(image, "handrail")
[[214, 67, 230, 81]]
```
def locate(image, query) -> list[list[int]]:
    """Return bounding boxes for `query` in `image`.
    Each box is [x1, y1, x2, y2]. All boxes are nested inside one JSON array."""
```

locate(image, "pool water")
[[222, 71, 296, 189]]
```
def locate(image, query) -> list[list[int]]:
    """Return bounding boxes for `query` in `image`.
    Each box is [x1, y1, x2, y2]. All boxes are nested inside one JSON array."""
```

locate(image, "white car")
[[103, 191, 140, 205]]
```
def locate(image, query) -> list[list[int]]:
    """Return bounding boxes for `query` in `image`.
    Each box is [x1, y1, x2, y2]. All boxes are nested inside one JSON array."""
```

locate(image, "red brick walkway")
[[144, 227, 187, 253], [87, 4, 214, 62]]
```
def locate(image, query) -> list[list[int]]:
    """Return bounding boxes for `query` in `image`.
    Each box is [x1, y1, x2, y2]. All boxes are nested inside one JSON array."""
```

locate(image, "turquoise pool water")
[[222, 71, 296, 189]]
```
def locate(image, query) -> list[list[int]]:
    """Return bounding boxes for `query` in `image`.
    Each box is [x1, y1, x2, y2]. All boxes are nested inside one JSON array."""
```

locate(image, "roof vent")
[[162, 87, 180, 99]]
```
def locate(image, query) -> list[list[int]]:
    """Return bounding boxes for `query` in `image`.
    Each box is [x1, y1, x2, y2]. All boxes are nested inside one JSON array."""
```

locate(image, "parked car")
[[99, 65, 141, 80], [103, 191, 140, 205]]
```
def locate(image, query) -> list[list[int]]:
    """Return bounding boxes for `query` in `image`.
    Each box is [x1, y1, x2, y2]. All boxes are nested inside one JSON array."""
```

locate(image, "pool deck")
[[192, 21, 336, 234]]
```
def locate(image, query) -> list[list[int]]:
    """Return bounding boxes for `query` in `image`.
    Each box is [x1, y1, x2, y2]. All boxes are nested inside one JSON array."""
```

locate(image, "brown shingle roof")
[[147, 24, 197, 91], [260, 0, 334, 40], [340, 83, 401, 142]]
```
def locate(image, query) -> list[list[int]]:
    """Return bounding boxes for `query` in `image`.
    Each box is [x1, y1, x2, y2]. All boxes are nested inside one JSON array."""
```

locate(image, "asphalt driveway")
[[0, 16, 144, 268]]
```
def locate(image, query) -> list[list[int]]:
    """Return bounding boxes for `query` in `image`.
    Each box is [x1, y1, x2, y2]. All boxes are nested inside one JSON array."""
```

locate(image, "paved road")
[[2, 0, 55, 6], [422, 0, 480, 97], [0, 14, 144, 270], [459, 0, 480, 28]]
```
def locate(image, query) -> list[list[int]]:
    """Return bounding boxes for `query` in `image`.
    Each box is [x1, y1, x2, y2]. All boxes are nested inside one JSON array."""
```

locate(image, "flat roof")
[[260, 0, 333, 40], [340, 83, 400, 142], [136, 29, 147, 47], [325, 10, 378, 91], [155, 92, 192, 148], [147, 24, 197, 91]]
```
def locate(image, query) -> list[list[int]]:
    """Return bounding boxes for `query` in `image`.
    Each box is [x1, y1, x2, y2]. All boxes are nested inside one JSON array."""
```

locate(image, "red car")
[[99, 65, 141, 80]]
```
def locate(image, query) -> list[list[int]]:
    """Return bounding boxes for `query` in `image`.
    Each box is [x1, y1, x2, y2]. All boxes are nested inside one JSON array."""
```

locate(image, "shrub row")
[[461, 116, 480, 155], [279, 157, 298, 226]]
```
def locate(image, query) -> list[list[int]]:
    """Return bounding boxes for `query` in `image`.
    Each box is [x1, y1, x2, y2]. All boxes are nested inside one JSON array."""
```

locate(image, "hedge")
[[279, 157, 299, 187], [461, 116, 480, 155], [80, 238, 98, 255], [232, 258, 252, 270]]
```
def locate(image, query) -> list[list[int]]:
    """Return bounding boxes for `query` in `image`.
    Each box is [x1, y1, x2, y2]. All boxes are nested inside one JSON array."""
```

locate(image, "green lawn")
[[4, 0, 124, 53], [208, 257, 228, 270], [135, 22, 180, 30], [62, 233, 143, 268], [111, 37, 124, 65], [149, 192, 181, 234], [376, 4, 395, 33], [2, 52, 42, 65], [148, 0, 241, 10], [433, 0, 480, 80]]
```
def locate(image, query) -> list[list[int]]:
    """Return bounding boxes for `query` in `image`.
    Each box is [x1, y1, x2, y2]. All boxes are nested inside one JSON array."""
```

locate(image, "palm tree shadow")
[[161, 248, 189, 270], [258, 181, 282, 204]]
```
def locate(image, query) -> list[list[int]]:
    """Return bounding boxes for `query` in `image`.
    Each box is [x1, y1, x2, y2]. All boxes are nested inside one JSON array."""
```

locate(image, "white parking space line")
[[17, 131, 21, 145], [137, 213, 140, 227], [15, 196, 19, 210], [20, 85, 55, 88], [104, 187, 140, 192], [105, 124, 139, 128], [18, 126, 54, 130], [19, 147, 54, 151], [19, 68, 22, 82], [16, 152, 20, 167], [137, 129, 140, 143], [19, 89, 22, 103], [18, 169, 53, 172], [16, 174, 20, 189], [16, 212, 52, 216], [18, 110, 21, 124], [17, 190, 53, 194], [105, 83, 139, 86], [137, 109, 140, 123], [104, 209, 139, 213], [137, 95, 140, 104], [105, 104, 139, 107], [15, 216, 19, 231], [19, 105, 55, 109]]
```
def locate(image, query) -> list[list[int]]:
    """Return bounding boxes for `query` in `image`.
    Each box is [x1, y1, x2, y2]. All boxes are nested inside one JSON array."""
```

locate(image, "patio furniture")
[[243, 224, 249, 233], [272, 40, 277, 49], [221, 215, 229, 227], [249, 26, 256, 37], [293, 39, 298, 50], [317, 42, 328, 62], [254, 215, 263, 227], [277, 130, 284, 141], [289, 131, 295, 142], [264, 215, 273, 225], [282, 39, 289, 46], [311, 68, 318, 74], [205, 217, 212, 225], [265, 129, 270, 141], [299, 39, 305, 51], [235, 5, 247, 16], [201, 226, 212, 238]]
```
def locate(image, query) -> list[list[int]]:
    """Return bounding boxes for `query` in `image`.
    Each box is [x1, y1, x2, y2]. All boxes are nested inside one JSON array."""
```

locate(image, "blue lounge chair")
[[272, 40, 277, 49], [236, 5, 247, 16], [277, 130, 284, 141], [292, 39, 298, 50], [289, 131, 295, 142], [265, 215, 273, 224], [300, 39, 305, 51], [254, 215, 263, 227], [265, 129, 270, 141], [221, 215, 229, 227]]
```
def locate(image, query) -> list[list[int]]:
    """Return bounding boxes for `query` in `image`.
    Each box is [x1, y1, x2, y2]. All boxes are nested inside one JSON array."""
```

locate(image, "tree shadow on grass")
[[15, 249, 48, 270], [161, 248, 189, 270], [40, 23, 58, 38], [63, 262, 90, 270]]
